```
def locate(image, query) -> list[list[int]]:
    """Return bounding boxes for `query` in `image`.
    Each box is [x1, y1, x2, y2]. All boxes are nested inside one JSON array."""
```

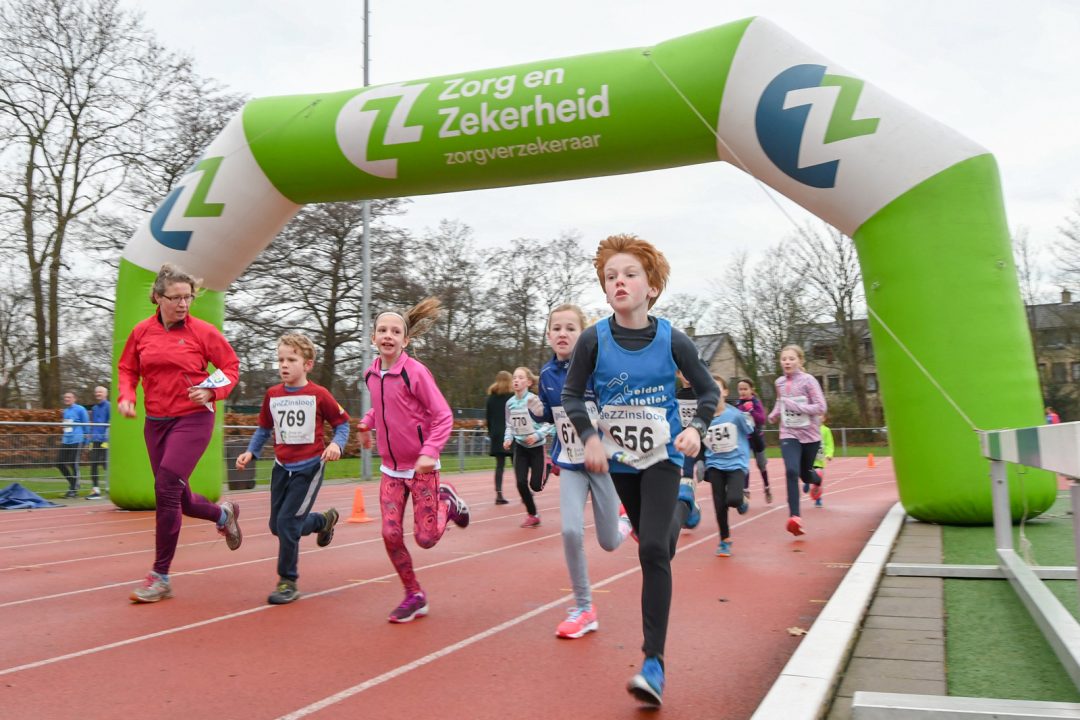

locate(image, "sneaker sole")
[[627, 676, 663, 706], [388, 605, 429, 623], [441, 484, 471, 529], [268, 592, 300, 605], [223, 503, 243, 550], [130, 590, 173, 603], [556, 620, 598, 639]]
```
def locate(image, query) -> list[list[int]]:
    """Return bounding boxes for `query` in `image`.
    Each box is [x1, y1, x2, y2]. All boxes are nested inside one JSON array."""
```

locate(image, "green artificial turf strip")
[[942, 493, 1080, 701]]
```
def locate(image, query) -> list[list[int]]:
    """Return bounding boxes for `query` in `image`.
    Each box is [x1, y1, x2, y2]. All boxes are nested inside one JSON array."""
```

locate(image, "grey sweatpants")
[[559, 467, 626, 610]]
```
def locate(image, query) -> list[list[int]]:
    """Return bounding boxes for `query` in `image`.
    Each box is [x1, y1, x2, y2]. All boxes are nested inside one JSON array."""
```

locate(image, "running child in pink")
[[357, 298, 470, 623]]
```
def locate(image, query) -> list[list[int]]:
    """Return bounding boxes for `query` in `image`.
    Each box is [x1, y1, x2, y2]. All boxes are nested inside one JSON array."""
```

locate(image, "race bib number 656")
[[598, 405, 671, 469]]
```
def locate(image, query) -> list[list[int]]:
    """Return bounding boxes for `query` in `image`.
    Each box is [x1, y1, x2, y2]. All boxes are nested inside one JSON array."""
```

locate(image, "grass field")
[[942, 493, 1080, 702]]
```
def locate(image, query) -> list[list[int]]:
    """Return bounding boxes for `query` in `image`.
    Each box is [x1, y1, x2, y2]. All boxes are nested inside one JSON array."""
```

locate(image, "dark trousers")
[[269, 461, 327, 582], [706, 467, 747, 539], [493, 454, 508, 494], [513, 443, 544, 516], [144, 413, 221, 575], [89, 440, 107, 488], [612, 460, 683, 660], [57, 445, 81, 490], [780, 438, 821, 517]]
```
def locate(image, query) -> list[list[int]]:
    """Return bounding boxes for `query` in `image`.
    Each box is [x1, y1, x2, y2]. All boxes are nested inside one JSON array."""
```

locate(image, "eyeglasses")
[[160, 294, 195, 304]]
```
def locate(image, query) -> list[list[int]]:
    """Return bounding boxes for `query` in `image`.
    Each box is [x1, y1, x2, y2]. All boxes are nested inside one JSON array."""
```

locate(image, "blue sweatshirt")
[[704, 404, 754, 472]]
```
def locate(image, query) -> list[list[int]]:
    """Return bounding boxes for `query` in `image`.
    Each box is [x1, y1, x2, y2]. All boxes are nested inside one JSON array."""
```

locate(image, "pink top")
[[768, 370, 827, 443], [360, 352, 453, 472]]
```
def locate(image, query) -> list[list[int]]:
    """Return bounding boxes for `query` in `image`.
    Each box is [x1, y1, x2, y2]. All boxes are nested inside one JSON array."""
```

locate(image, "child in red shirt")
[[236, 334, 349, 604]]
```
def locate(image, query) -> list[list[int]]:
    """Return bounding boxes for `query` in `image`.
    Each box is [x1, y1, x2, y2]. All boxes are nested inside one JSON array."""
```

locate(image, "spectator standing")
[[87, 385, 110, 499], [58, 391, 89, 498]]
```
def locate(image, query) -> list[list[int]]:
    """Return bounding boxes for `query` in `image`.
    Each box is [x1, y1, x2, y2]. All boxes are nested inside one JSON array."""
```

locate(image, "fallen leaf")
[[787, 626, 808, 636]]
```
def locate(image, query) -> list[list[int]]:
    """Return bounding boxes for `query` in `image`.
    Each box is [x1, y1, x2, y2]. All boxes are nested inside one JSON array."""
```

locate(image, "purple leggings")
[[144, 413, 221, 575], [379, 471, 449, 594]]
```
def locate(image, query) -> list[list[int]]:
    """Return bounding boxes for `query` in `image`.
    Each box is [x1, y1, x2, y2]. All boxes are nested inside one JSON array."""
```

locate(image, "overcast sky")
[[128, 0, 1080, 304]]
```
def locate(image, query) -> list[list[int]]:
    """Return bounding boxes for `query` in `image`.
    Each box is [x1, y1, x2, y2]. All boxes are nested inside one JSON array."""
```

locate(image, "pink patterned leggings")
[[379, 471, 449, 594]]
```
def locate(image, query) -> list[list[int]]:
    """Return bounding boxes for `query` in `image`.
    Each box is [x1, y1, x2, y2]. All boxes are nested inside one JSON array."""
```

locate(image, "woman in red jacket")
[[117, 264, 243, 603]]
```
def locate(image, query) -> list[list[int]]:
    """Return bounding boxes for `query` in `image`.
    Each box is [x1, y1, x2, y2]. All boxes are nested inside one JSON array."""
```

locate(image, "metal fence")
[[0, 421, 889, 494]]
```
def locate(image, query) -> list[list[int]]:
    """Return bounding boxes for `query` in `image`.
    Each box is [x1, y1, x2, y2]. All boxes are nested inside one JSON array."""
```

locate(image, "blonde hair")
[[375, 297, 442, 339], [279, 333, 317, 363], [513, 366, 538, 391], [488, 370, 513, 395], [150, 263, 201, 304], [780, 344, 806, 365], [593, 234, 670, 308], [548, 303, 587, 329]]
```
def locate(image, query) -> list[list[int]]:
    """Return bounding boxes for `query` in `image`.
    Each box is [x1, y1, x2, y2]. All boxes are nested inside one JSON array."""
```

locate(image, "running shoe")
[[316, 507, 339, 547], [86, 489, 102, 500], [809, 482, 823, 502], [495, 493, 509, 505], [521, 514, 541, 528], [439, 482, 470, 528], [268, 578, 300, 605], [737, 500, 749, 515], [764, 486, 774, 504], [218, 501, 242, 550], [388, 591, 428, 623], [130, 573, 173, 603], [617, 504, 633, 543], [627, 656, 665, 705], [556, 605, 599, 639], [815, 498, 823, 508], [786, 515, 805, 536], [802, 482, 810, 494], [678, 478, 701, 529], [716, 541, 732, 557]]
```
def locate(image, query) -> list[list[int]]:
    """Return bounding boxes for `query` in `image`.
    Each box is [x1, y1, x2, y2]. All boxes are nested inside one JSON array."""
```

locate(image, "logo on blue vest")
[[755, 64, 879, 189]]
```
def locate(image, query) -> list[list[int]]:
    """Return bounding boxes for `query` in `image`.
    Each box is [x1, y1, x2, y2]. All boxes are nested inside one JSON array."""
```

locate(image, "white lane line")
[[0, 528, 567, 677], [274, 479, 896, 719]]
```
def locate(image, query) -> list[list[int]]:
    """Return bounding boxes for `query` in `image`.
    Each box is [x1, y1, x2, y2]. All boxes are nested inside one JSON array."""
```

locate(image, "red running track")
[[0, 457, 898, 719]]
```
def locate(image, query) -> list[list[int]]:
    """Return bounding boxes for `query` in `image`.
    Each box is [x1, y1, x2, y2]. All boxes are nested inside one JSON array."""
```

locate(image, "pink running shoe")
[[786, 515, 805, 536], [521, 514, 541, 528], [556, 605, 599, 639], [388, 591, 428, 623]]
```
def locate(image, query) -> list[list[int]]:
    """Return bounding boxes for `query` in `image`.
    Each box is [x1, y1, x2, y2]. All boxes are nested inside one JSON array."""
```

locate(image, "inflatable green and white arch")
[[112, 17, 1054, 523]]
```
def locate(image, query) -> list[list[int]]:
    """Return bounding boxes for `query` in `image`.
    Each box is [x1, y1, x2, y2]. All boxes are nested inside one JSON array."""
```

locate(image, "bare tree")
[[0, 0, 189, 405], [1054, 197, 1080, 289], [483, 238, 549, 369], [752, 241, 817, 390], [709, 251, 765, 387], [654, 292, 711, 334], [227, 198, 415, 404], [532, 230, 594, 364], [789, 222, 871, 425]]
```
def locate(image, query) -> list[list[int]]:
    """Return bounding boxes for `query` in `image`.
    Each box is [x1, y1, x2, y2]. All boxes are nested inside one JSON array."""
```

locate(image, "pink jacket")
[[361, 353, 453, 472], [768, 370, 827, 443]]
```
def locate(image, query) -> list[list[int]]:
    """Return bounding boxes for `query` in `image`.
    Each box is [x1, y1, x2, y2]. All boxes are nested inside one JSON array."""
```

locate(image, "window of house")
[[827, 375, 840, 393], [1052, 363, 1067, 383], [1072, 362, 1080, 382], [863, 339, 874, 361], [866, 373, 878, 392], [816, 376, 825, 389]]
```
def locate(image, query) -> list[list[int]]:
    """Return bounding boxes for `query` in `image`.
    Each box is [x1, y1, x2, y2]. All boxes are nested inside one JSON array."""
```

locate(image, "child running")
[[357, 298, 470, 623], [235, 334, 348, 604], [735, 378, 772, 503], [674, 372, 703, 528], [811, 415, 834, 508], [563, 234, 719, 706], [503, 367, 552, 528], [528, 304, 631, 638], [703, 376, 753, 557], [767, 344, 827, 536]]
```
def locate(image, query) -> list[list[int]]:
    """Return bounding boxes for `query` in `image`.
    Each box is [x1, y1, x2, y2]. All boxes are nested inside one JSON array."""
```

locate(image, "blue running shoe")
[[716, 540, 732, 557], [628, 656, 665, 705], [737, 500, 749, 515], [678, 478, 700, 529]]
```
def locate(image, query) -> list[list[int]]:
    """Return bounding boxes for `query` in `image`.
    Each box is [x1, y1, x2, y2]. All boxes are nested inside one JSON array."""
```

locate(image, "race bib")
[[705, 422, 738, 453], [63, 418, 73, 434], [782, 396, 810, 428], [598, 405, 671, 470], [552, 402, 598, 464], [677, 398, 697, 428], [269, 395, 317, 445], [508, 407, 533, 435]]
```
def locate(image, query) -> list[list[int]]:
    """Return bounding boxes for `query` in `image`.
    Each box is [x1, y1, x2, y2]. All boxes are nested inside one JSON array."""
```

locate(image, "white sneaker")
[[86, 490, 102, 500]]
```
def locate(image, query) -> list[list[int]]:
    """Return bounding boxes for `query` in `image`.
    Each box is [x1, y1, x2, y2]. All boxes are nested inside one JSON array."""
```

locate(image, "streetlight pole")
[[359, 0, 373, 481]]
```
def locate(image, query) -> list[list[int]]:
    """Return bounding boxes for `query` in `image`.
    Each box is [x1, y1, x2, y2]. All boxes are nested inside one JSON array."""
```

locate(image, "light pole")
[[359, 0, 373, 481]]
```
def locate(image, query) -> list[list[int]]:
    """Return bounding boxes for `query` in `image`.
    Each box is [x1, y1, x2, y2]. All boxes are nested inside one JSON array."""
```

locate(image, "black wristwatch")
[[689, 417, 708, 439]]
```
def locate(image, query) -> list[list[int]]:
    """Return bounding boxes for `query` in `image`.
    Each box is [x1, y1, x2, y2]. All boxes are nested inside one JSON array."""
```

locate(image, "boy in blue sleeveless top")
[[562, 234, 719, 706]]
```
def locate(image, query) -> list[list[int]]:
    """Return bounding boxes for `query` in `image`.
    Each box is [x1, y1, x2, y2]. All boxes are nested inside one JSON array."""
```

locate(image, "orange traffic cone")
[[867, 453, 876, 468], [347, 486, 373, 523]]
